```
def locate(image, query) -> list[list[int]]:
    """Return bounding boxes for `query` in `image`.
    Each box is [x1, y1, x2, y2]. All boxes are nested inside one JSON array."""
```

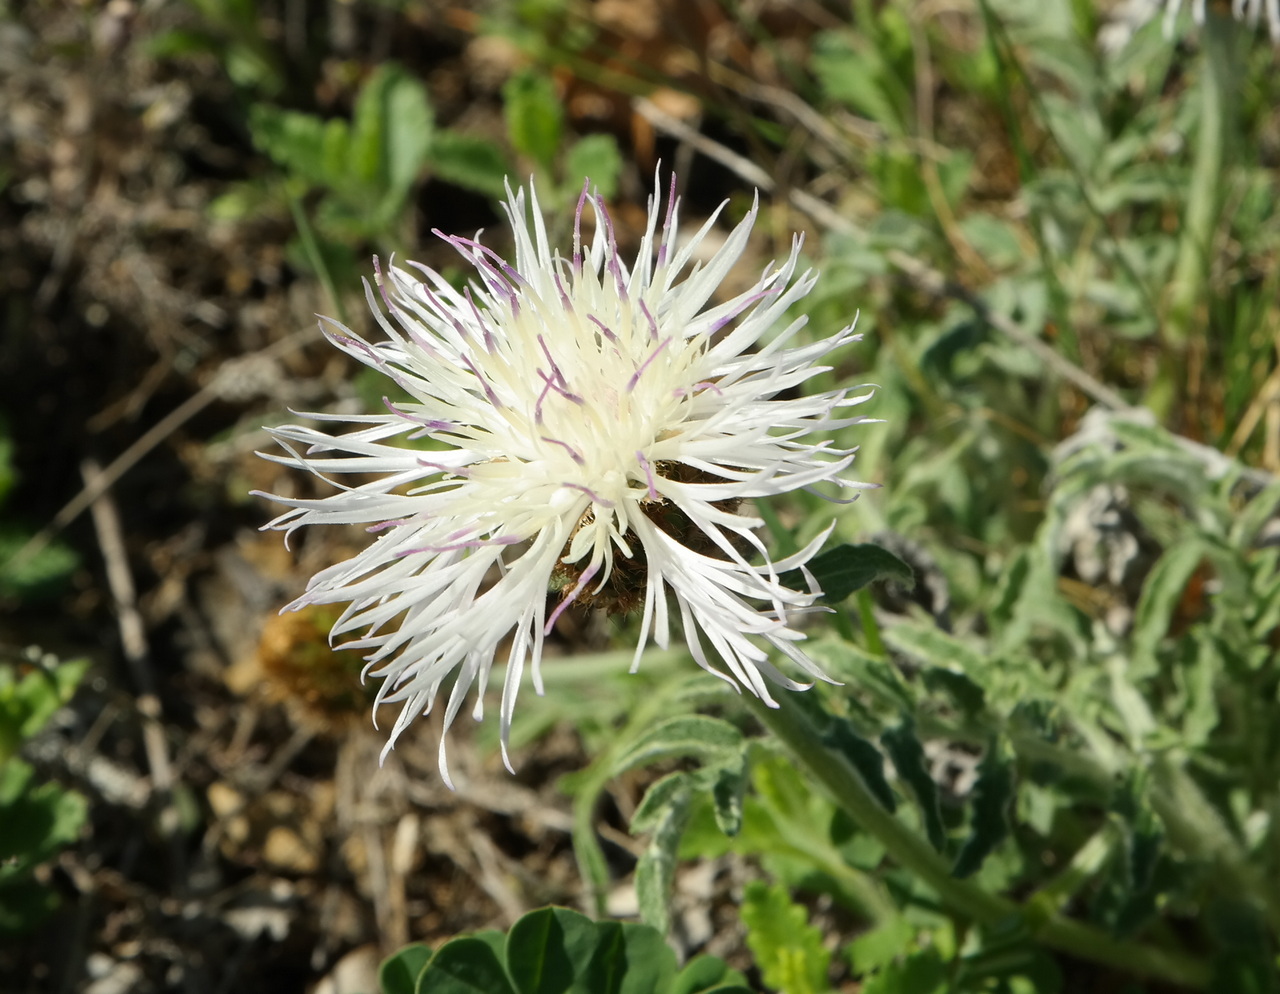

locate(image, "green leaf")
[[881, 721, 946, 852], [846, 916, 915, 974], [0, 528, 79, 601], [585, 920, 677, 994], [921, 667, 985, 715], [710, 757, 747, 837], [670, 957, 749, 994], [611, 716, 744, 775], [430, 130, 513, 200], [801, 543, 915, 602], [952, 746, 1014, 879], [0, 878, 60, 934], [506, 907, 597, 994], [957, 213, 1024, 270], [741, 881, 831, 994], [351, 63, 434, 207], [1, 657, 88, 762], [823, 717, 896, 812], [0, 765, 87, 870], [417, 936, 515, 994], [811, 31, 903, 134], [380, 944, 432, 994], [144, 27, 221, 60], [0, 428, 15, 506], [1112, 773, 1162, 896], [633, 778, 694, 935], [1132, 540, 1206, 668], [884, 624, 988, 683], [860, 948, 946, 994], [504, 69, 564, 173], [563, 135, 622, 201], [248, 104, 343, 191]]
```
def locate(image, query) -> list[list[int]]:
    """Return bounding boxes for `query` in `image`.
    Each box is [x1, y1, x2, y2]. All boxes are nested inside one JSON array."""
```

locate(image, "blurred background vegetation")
[[1, 0, 1279, 991]]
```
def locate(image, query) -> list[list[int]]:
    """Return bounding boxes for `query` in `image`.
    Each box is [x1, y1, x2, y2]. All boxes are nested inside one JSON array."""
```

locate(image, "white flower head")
[[257, 174, 874, 786]]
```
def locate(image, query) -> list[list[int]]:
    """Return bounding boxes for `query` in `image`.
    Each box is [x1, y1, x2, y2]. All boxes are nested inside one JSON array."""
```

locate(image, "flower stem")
[[746, 693, 1213, 990]]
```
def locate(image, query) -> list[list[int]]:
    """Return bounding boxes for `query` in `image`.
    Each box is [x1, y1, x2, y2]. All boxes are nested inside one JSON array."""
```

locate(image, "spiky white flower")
[[257, 175, 874, 785]]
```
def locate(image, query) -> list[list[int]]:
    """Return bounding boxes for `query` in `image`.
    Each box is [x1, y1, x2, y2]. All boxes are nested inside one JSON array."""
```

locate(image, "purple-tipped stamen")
[[562, 482, 615, 506], [463, 286, 497, 353], [595, 195, 628, 299], [636, 450, 659, 499], [536, 335, 570, 389], [461, 354, 504, 409], [627, 337, 671, 392], [639, 299, 660, 340], [542, 436, 585, 465], [573, 179, 590, 273], [537, 369, 584, 405], [656, 172, 678, 268], [545, 562, 600, 634], [588, 315, 619, 345]]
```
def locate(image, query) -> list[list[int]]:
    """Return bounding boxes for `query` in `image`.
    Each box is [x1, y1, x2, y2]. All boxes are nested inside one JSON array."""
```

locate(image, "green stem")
[[855, 588, 885, 656], [287, 189, 347, 326], [747, 693, 1213, 990]]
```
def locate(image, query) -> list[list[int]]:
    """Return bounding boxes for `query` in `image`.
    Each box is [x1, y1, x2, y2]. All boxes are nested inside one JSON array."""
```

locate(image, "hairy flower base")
[[257, 174, 874, 785]]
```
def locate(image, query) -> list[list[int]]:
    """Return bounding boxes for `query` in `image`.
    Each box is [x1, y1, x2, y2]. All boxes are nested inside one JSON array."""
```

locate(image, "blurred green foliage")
[[376, 906, 751, 994], [0, 652, 87, 935], [0, 421, 78, 602], [143, 0, 1280, 988]]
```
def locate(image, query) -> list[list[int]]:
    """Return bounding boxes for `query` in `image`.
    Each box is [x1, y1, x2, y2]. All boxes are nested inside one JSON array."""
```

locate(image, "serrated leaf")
[[564, 135, 621, 201], [1132, 540, 1207, 667], [823, 718, 896, 812], [611, 716, 743, 776], [1230, 480, 1280, 550], [634, 778, 694, 935], [846, 916, 915, 974], [710, 757, 747, 837], [803, 543, 915, 601], [631, 772, 694, 834], [952, 746, 1014, 879], [504, 69, 564, 172], [379, 943, 432, 994], [884, 623, 988, 681], [1112, 773, 1162, 896], [1181, 636, 1220, 747], [430, 130, 512, 199], [921, 667, 986, 715], [881, 721, 946, 851], [741, 881, 831, 994], [417, 936, 515, 994]]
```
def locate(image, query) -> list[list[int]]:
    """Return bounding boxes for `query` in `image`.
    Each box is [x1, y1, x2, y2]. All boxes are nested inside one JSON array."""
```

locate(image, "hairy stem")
[[747, 693, 1213, 990]]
